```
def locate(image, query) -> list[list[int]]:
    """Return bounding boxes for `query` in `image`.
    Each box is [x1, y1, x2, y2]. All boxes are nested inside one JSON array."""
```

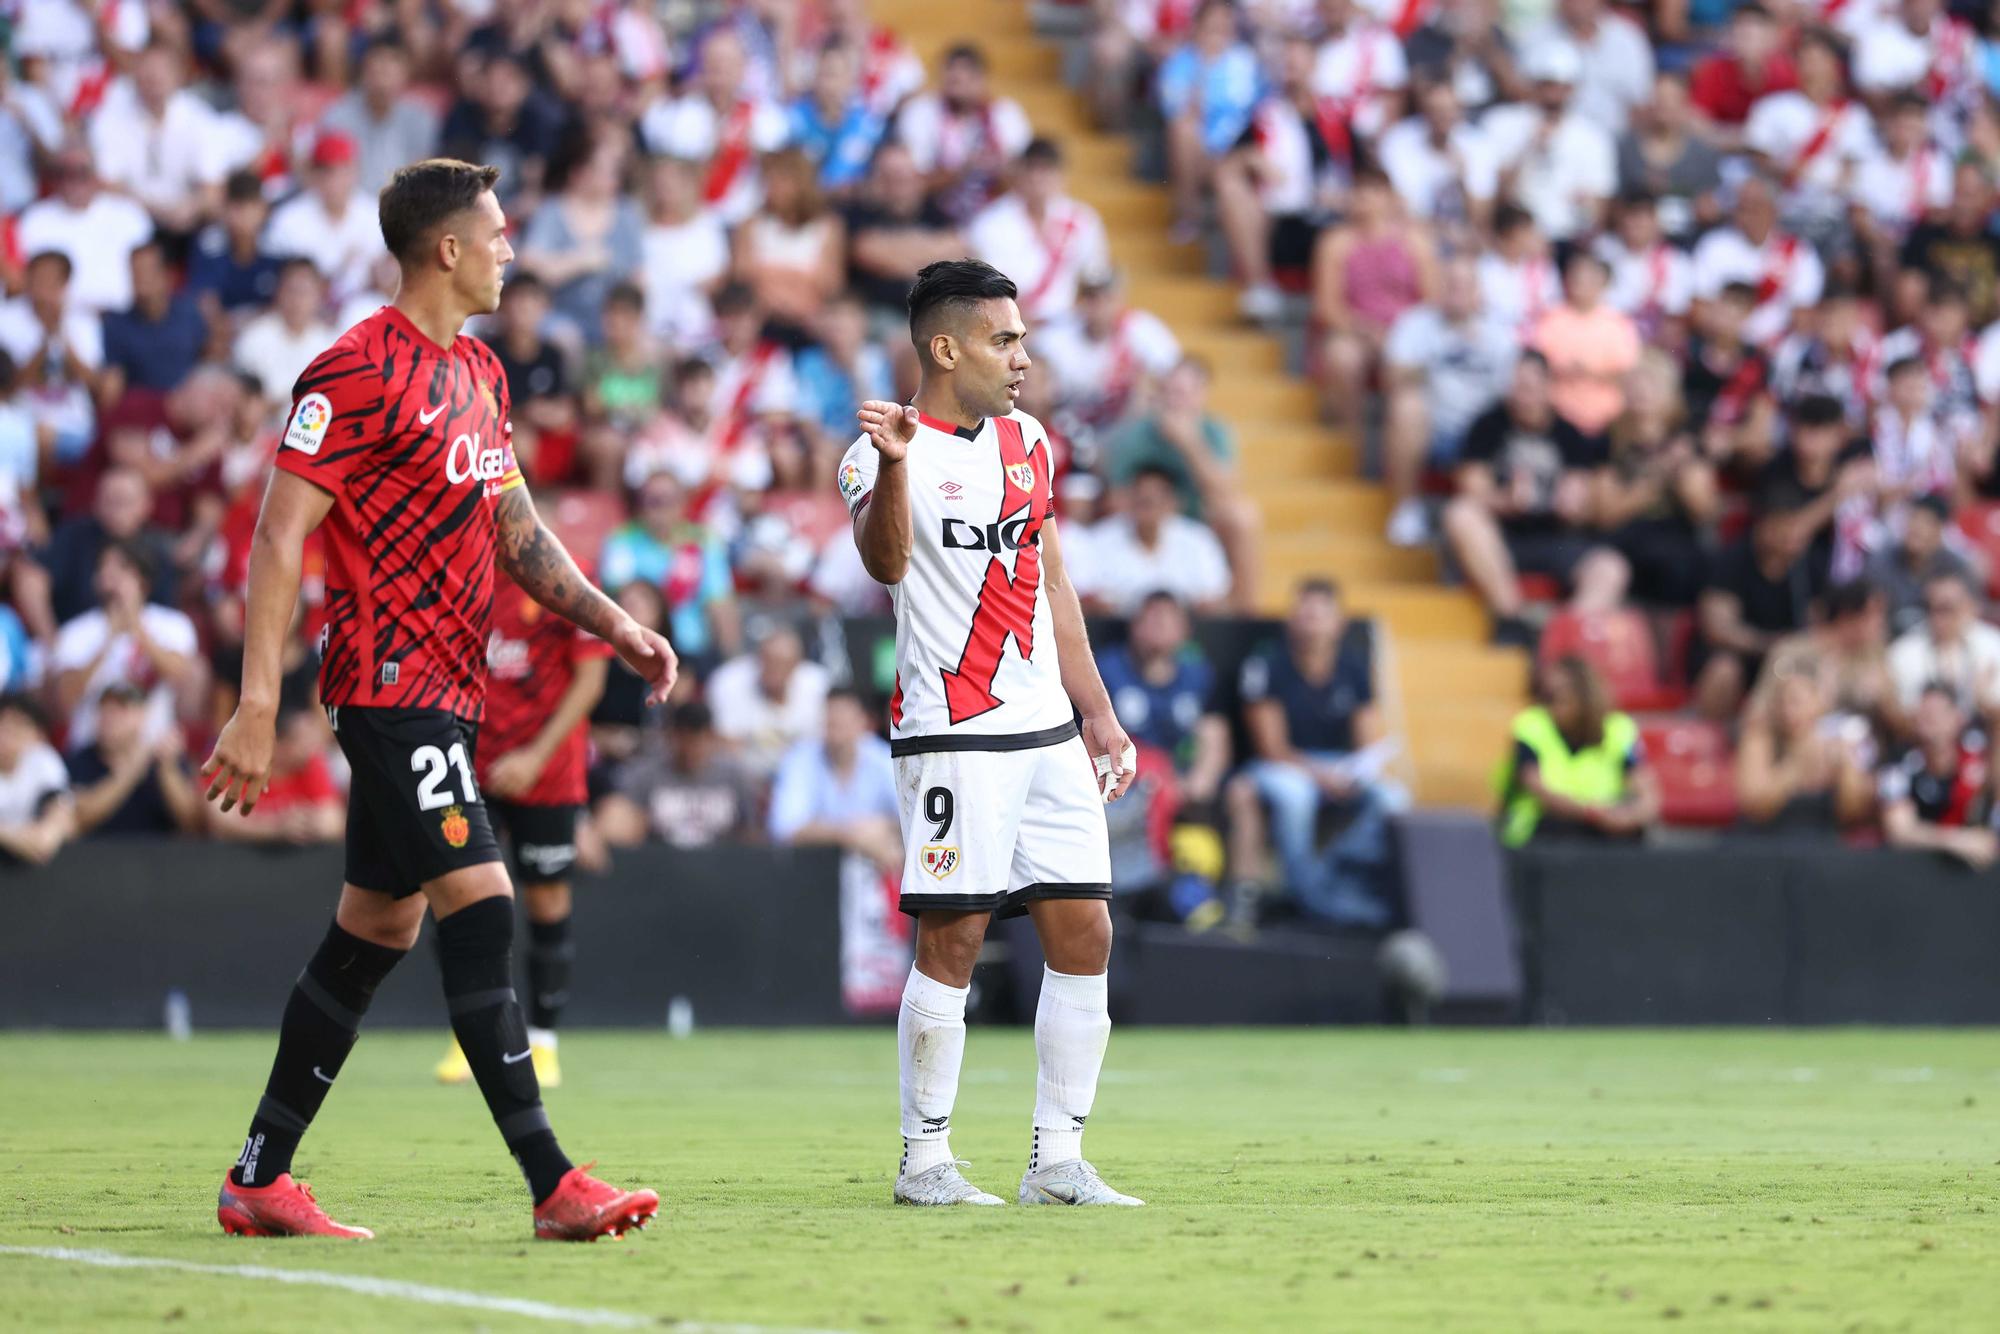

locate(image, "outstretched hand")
[[857, 401, 918, 463]]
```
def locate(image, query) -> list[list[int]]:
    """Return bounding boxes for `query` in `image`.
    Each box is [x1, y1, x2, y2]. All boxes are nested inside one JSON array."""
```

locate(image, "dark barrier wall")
[[1513, 845, 2000, 1024], [1, 842, 846, 1029]]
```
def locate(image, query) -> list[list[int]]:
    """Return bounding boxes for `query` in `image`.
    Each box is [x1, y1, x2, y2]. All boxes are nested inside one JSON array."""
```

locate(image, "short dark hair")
[[907, 259, 1017, 359], [500, 270, 545, 300], [605, 281, 645, 313], [378, 158, 501, 264], [1297, 576, 1340, 602], [1718, 280, 1759, 306], [99, 537, 156, 593], [1020, 137, 1062, 169], [669, 700, 714, 732], [1824, 577, 1879, 619], [224, 169, 265, 205], [1885, 355, 1925, 381], [26, 250, 71, 282], [1790, 393, 1846, 427], [826, 684, 869, 712], [0, 692, 49, 735], [943, 43, 986, 69]]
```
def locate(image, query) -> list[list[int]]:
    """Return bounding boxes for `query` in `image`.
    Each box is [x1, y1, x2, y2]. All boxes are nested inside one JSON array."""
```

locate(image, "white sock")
[[898, 965, 969, 1178], [1030, 967, 1110, 1171], [527, 1027, 557, 1049]]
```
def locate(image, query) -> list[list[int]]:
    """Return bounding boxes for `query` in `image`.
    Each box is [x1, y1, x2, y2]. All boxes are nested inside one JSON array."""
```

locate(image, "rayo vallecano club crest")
[[921, 844, 959, 879], [1005, 461, 1035, 491]]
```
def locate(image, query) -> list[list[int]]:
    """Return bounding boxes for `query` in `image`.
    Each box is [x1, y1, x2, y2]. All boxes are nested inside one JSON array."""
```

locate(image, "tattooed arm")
[[494, 484, 680, 704]]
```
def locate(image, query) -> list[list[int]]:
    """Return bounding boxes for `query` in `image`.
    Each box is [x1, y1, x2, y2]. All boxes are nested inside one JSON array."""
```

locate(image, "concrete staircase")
[[869, 0, 1524, 808]]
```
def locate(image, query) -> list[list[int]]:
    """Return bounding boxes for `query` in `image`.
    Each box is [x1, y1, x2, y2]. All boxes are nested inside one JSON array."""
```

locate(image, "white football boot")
[[1017, 1159, 1145, 1207], [893, 1160, 1006, 1206]]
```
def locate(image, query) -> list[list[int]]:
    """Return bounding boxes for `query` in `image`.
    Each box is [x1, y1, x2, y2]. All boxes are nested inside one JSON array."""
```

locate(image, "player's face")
[[453, 191, 515, 315], [954, 298, 1031, 417]]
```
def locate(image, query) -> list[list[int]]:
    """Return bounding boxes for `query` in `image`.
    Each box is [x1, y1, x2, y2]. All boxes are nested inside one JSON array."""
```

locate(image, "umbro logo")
[[920, 1115, 949, 1133], [938, 481, 963, 499]]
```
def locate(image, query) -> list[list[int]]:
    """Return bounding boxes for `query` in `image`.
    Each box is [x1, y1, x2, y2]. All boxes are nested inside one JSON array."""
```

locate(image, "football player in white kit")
[[841, 259, 1145, 1208]]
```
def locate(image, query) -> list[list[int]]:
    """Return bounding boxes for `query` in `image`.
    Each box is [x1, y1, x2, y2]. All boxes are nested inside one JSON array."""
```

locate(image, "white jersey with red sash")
[[1692, 225, 1826, 347], [965, 193, 1111, 327], [1309, 23, 1407, 155], [837, 409, 1072, 744]]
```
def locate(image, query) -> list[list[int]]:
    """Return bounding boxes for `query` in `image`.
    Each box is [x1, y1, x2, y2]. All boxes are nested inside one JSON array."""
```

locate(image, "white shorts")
[[893, 735, 1112, 918]]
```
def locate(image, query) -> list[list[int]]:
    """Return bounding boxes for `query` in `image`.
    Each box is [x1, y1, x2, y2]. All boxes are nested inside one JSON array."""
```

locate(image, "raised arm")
[[852, 400, 916, 584], [492, 483, 677, 706]]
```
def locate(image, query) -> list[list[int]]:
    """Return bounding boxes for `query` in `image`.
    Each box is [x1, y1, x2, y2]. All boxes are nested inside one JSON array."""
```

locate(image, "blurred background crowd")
[[4, 0, 2000, 936]]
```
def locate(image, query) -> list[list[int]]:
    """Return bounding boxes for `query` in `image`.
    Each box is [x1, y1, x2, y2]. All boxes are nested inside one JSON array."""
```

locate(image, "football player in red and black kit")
[[434, 573, 611, 1089], [202, 160, 676, 1242]]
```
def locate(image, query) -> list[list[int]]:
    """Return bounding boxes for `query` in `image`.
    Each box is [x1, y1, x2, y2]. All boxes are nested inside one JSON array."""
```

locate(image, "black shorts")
[[1503, 528, 1597, 584], [489, 799, 580, 886], [330, 705, 502, 898]]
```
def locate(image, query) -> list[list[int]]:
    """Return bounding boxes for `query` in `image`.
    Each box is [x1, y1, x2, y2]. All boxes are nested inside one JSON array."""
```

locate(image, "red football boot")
[[532, 1164, 660, 1241], [217, 1172, 374, 1239]]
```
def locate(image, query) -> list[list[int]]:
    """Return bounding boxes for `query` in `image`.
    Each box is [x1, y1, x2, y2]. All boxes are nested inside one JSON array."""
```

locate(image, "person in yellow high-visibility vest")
[[1499, 655, 1661, 847]]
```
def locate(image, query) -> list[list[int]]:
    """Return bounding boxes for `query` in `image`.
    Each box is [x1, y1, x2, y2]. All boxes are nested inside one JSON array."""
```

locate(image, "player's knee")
[[1046, 911, 1112, 975], [335, 888, 424, 951], [524, 881, 572, 922]]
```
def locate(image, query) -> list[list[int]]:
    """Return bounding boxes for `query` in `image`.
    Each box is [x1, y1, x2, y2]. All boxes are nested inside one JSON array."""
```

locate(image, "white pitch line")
[[0, 1245, 847, 1334]]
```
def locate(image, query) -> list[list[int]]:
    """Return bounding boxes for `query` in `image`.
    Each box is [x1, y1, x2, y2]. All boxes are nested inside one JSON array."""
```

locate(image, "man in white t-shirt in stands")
[[1849, 91, 1953, 272], [0, 693, 72, 866], [1032, 267, 1181, 442], [1072, 467, 1232, 616], [15, 144, 153, 314], [967, 138, 1111, 332], [1692, 173, 1825, 350], [261, 131, 386, 306], [894, 43, 1033, 223], [51, 540, 198, 752], [1216, 35, 1333, 324], [706, 621, 832, 781], [1743, 28, 1869, 247], [1310, 0, 1409, 158], [0, 250, 103, 462], [1521, 0, 1655, 135], [1377, 80, 1497, 231], [1854, 0, 1979, 136], [639, 28, 789, 228], [231, 259, 337, 401], [1479, 40, 1616, 243], [1381, 253, 1518, 547], [87, 38, 226, 235], [1595, 192, 1695, 345]]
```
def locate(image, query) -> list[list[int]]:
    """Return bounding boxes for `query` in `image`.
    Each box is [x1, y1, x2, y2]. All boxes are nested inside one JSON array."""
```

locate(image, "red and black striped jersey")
[[274, 305, 525, 720], [479, 575, 613, 807]]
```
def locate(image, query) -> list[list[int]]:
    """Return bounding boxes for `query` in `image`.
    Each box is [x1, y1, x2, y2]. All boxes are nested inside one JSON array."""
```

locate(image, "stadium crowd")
[[5, 0, 2000, 930]]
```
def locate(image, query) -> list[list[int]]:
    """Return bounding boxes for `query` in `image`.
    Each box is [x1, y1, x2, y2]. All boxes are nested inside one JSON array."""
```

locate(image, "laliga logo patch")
[[1005, 461, 1035, 492], [284, 393, 333, 455], [839, 461, 865, 500], [440, 804, 471, 849], [920, 844, 959, 879]]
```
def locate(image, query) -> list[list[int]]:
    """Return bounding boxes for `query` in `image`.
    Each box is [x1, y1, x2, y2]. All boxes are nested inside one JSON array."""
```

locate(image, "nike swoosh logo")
[[418, 403, 447, 425], [311, 1066, 335, 1084], [502, 1050, 532, 1064]]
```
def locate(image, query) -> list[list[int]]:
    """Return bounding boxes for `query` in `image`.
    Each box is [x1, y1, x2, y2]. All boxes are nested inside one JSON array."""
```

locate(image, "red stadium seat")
[[1639, 716, 1738, 827], [1955, 501, 2000, 598], [1539, 609, 1682, 711], [1516, 572, 1564, 604]]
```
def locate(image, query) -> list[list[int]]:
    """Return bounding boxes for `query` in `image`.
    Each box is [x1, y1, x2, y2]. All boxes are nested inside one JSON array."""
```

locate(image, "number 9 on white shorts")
[[892, 735, 1112, 919]]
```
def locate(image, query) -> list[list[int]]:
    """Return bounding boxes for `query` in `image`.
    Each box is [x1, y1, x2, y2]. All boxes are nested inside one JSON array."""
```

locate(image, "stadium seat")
[[1955, 501, 2000, 598], [1539, 609, 1683, 711], [1639, 716, 1738, 827]]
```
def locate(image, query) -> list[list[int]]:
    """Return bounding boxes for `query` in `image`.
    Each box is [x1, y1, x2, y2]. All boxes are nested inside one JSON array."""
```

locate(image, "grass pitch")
[[0, 1028, 1994, 1332]]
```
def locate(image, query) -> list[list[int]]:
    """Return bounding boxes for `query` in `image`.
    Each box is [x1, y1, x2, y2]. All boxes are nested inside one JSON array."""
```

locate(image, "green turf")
[[0, 1029, 1995, 1332]]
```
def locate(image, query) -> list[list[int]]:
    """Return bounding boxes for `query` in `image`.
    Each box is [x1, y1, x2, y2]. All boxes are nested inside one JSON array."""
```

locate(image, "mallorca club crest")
[[1005, 460, 1036, 493], [440, 805, 471, 850], [478, 381, 500, 419], [920, 844, 959, 879]]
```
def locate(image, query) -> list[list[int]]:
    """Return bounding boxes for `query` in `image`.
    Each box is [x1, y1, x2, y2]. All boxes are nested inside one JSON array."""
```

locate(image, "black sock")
[[231, 923, 405, 1188], [436, 896, 573, 1203], [526, 915, 573, 1032]]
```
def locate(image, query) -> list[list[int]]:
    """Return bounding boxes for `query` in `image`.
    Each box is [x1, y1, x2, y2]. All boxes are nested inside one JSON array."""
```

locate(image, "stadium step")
[[1389, 641, 1531, 700], [1085, 185, 1174, 232], [1178, 328, 1288, 374], [1234, 419, 1358, 478], [1124, 274, 1244, 325], [1307, 584, 1490, 642], [1244, 479, 1391, 528], [1109, 232, 1208, 277], [1264, 533, 1437, 584]]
